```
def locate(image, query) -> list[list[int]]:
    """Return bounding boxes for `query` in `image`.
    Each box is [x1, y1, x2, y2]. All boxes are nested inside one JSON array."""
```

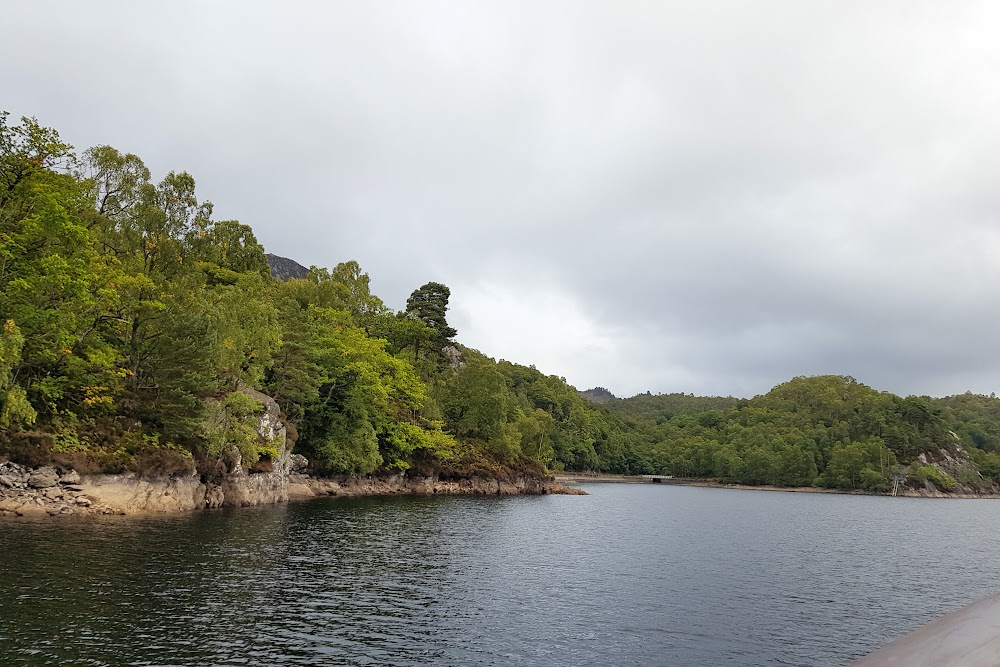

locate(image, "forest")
[[4, 112, 1000, 493]]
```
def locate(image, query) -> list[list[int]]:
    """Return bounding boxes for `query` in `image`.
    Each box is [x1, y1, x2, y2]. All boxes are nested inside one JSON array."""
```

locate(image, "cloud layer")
[[5, 1, 1000, 397]]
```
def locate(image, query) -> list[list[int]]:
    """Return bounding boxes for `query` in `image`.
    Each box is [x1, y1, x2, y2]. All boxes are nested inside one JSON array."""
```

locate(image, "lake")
[[2, 483, 999, 666]]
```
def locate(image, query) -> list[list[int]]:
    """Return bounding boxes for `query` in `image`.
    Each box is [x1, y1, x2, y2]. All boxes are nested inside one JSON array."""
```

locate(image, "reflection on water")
[[2, 486, 1000, 666]]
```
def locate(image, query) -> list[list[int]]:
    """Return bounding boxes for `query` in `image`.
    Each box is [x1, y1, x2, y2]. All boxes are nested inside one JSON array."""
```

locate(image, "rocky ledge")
[[287, 472, 586, 500]]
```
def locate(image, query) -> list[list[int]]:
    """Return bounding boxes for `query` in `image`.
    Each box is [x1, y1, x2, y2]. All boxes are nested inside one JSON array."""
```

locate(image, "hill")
[[607, 391, 741, 423], [579, 387, 617, 404]]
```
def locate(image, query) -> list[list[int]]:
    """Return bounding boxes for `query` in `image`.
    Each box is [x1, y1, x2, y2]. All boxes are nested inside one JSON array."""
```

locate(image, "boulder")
[[0, 499, 23, 513], [59, 470, 81, 485], [16, 504, 48, 517], [28, 467, 59, 489], [289, 454, 309, 474]]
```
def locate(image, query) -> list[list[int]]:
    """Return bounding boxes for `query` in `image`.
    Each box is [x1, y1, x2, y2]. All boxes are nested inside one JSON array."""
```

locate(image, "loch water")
[[2, 483, 1000, 666]]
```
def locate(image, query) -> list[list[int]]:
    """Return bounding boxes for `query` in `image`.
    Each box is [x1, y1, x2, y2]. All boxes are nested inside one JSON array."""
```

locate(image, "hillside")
[[605, 391, 742, 423], [0, 113, 649, 485], [579, 387, 617, 404]]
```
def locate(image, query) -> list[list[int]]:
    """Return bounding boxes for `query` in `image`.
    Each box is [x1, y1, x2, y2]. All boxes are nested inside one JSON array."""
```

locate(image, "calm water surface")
[[2, 484, 1000, 666]]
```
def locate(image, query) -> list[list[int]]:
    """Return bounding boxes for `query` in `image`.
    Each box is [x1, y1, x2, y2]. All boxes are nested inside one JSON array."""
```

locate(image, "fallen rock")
[[0, 475, 15, 488], [28, 467, 59, 489], [59, 470, 81, 484]]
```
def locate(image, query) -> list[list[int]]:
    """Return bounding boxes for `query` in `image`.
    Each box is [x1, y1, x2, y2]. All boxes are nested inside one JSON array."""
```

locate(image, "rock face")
[[68, 473, 208, 514], [287, 473, 586, 499], [216, 388, 291, 507], [265, 253, 309, 280], [441, 345, 465, 369]]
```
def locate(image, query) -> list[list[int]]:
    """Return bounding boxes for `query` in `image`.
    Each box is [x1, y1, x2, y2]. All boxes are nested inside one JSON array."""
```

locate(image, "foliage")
[[201, 391, 267, 467], [906, 463, 957, 492], [404, 281, 457, 366], [0, 320, 35, 428]]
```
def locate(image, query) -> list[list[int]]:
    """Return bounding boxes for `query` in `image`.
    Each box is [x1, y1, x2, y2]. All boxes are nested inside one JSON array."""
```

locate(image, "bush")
[[907, 464, 957, 492], [859, 466, 890, 492]]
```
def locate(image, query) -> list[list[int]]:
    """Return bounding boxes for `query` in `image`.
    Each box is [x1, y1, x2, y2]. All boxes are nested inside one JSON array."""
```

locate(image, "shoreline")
[[0, 462, 586, 519], [554, 473, 1000, 500]]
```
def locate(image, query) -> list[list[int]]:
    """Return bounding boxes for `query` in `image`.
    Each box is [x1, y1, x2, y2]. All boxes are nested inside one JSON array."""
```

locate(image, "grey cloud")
[[4, 0, 1000, 398]]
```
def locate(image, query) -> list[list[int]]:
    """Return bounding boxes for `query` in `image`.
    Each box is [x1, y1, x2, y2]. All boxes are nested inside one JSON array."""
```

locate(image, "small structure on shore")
[[640, 475, 675, 484]]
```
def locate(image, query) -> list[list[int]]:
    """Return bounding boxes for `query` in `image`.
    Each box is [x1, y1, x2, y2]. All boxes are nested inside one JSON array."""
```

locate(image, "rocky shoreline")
[[0, 460, 584, 518], [678, 480, 1000, 499], [555, 473, 1000, 499], [0, 462, 95, 516]]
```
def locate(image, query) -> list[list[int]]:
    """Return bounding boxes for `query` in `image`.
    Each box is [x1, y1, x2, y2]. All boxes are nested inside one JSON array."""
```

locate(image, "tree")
[[1, 114, 123, 418], [189, 219, 270, 279], [0, 320, 35, 428], [405, 281, 457, 356], [82, 145, 149, 221]]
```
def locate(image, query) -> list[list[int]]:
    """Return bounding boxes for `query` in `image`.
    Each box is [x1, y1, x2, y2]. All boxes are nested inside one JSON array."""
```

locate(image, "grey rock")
[[289, 454, 309, 474], [442, 345, 465, 369], [0, 475, 15, 488], [265, 253, 309, 280], [59, 470, 81, 484], [28, 467, 59, 489]]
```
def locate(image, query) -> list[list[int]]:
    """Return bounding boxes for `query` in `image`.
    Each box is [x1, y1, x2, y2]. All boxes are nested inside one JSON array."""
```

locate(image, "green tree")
[[405, 281, 457, 357], [0, 320, 35, 428]]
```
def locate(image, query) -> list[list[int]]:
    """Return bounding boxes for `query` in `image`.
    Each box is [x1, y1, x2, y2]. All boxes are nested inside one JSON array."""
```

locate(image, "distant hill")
[[606, 391, 742, 422], [579, 387, 618, 404], [265, 253, 309, 280]]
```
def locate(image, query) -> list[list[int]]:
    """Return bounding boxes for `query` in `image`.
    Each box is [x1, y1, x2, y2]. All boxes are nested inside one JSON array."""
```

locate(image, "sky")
[[4, 1, 1000, 399]]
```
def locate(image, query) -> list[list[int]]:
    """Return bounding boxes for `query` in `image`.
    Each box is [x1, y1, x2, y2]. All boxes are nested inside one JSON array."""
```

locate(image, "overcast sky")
[[4, 1, 1000, 398]]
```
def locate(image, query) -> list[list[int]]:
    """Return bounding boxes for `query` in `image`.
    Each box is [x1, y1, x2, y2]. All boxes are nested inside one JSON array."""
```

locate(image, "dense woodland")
[[4, 112, 1000, 493]]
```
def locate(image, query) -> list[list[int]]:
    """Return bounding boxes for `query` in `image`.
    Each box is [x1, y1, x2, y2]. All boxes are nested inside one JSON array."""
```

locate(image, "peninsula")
[[3, 112, 1000, 516]]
